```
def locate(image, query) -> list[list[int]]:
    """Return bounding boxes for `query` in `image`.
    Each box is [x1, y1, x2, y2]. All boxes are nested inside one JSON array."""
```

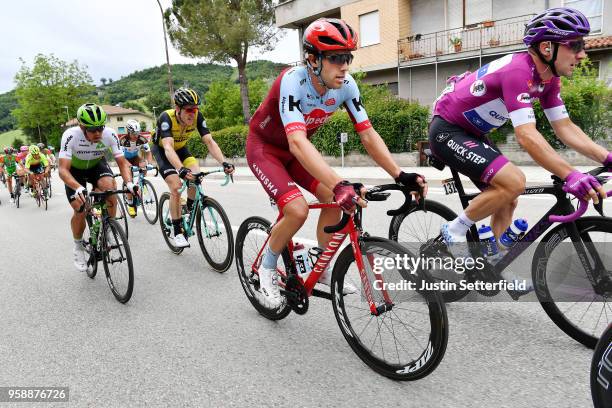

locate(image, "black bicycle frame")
[[446, 166, 607, 296]]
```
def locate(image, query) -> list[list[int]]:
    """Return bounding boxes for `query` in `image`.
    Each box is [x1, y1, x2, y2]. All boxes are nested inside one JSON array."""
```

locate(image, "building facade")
[[276, 0, 611, 106]]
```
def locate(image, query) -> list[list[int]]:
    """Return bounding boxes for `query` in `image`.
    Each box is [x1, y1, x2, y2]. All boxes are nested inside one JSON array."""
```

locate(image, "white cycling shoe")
[[258, 266, 282, 308], [440, 223, 472, 260], [73, 242, 89, 272], [317, 268, 358, 295], [173, 233, 190, 248]]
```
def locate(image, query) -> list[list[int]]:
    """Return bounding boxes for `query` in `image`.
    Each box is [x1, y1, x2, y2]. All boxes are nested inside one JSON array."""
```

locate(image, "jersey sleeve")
[[342, 75, 372, 132], [25, 154, 33, 168], [196, 112, 211, 137], [157, 111, 173, 140], [278, 71, 306, 135], [501, 69, 536, 128], [106, 129, 124, 158], [540, 77, 568, 123], [40, 154, 49, 166], [58, 129, 74, 160]]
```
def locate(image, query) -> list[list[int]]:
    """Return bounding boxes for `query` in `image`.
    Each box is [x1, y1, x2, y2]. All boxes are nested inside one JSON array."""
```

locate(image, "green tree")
[[165, 0, 279, 124], [12, 54, 95, 147], [122, 100, 146, 112], [203, 78, 269, 130], [145, 90, 172, 116], [100, 77, 107, 86], [12, 137, 25, 149]]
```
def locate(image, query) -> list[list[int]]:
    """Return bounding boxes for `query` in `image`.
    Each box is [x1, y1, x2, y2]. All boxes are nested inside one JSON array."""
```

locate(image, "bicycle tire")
[[331, 237, 448, 380], [84, 217, 98, 279], [532, 216, 612, 348], [158, 192, 184, 255], [591, 323, 612, 408], [141, 179, 159, 225], [47, 175, 52, 198], [389, 200, 470, 303], [235, 216, 292, 321], [195, 196, 234, 272], [114, 196, 129, 239], [102, 218, 134, 303]]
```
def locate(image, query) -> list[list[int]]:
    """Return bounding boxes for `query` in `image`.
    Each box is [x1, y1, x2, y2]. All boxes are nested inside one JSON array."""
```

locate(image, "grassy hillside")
[[0, 128, 25, 148]]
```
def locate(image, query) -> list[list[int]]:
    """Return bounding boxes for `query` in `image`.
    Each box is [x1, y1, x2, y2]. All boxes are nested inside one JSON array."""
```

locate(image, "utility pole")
[[156, 0, 175, 105]]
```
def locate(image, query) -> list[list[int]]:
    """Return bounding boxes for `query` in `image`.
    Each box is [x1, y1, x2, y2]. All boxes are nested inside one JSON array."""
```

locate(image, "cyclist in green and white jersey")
[[58, 103, 137, 272]]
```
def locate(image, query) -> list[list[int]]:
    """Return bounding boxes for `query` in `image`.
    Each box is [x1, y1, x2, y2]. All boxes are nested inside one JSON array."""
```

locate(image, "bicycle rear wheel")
[[532, 217, 612, 348], [158, 192, 184, 255], [196, 197, 234, 272], [331, 237, 448, 380], [102, 218, 134, 303], [140, 179, 159, 225], [235, 216, 292, 320]]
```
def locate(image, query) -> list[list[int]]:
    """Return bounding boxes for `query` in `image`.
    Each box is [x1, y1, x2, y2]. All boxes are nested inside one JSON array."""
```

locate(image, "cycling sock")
[[448, 212, 474, 237], [172, 219, 182, 236], [186, 198, 194, 212], [74, 239, 84, 249], [262, 246, 280, 270]]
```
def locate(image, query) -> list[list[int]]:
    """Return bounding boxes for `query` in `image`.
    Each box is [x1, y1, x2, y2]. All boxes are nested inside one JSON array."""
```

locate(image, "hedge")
[[186, 124, 248, 159]]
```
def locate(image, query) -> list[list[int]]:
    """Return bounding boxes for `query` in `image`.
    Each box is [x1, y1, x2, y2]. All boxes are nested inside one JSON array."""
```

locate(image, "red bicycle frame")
[[251, 202, 394, 316]]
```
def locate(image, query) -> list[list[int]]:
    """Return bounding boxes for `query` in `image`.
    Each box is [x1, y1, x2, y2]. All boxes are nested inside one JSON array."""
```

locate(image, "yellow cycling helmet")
[[29, 145, 40, 155]]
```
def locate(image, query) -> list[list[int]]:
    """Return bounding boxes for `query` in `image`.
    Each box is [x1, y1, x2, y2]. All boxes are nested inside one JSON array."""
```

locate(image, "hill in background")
[[0, 60, 288, 133]]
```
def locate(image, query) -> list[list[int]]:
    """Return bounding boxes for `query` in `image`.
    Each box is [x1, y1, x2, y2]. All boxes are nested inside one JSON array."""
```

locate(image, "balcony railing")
[[398, 14, 534, 62]]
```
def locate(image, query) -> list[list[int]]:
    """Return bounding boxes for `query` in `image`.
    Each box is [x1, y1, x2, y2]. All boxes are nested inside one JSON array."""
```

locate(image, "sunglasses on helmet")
[[325, 53, 354, 66], [557, 39, 585, 54], [85, 125, 105, 133]]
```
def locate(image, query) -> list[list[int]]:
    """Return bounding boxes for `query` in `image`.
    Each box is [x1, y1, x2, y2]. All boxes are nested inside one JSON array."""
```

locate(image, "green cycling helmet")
[[77, 103, 107, 127]]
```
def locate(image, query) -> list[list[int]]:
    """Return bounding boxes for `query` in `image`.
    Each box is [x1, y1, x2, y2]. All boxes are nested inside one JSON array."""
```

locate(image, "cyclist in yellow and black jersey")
[[151, 87, 234, 248]]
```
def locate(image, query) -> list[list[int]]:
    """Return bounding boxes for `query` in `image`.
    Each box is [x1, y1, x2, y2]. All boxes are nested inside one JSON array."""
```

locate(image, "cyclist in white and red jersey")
[[428, 7, 611, 256], [247, 18, 427, 307]]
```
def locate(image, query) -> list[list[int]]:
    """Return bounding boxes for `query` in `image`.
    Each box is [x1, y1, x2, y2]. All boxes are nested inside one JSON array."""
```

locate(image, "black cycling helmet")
[[173, 88, 200, 107]]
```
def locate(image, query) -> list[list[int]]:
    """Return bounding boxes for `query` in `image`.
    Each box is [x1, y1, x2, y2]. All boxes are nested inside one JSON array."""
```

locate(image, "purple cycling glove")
[[563, 170, 601, 200], [604, 152, 612, 167]]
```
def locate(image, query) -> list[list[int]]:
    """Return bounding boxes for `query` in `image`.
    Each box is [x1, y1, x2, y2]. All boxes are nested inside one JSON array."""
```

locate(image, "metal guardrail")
[[398, 14, 534, 62]]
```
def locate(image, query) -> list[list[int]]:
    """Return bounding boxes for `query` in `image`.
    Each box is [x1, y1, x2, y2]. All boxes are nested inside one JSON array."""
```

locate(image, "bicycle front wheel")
[[196, 197, 234, 272], [102, 218, 134, 303], [389, 200, 470, 303], [141, 179, 159, 225], [331, 237, 448, 380], [591, 323, 612, 408], [532, 217, 612, 348], [114, 196, 129, 239], [158, 192, 184, 255], [235, 216, 292, 321]]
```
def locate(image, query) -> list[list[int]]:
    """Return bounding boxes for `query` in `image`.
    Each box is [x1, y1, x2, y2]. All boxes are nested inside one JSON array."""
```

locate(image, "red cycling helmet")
[[303, 18, 358, 54]]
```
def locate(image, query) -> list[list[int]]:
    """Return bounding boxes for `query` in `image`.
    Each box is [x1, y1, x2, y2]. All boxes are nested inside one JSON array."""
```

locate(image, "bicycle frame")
[[444, 166, 610, 298], [252, 203, 393, 316]]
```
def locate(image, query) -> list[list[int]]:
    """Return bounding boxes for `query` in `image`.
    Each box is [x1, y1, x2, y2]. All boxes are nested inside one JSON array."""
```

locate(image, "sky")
[[0, 0, 300, 93]]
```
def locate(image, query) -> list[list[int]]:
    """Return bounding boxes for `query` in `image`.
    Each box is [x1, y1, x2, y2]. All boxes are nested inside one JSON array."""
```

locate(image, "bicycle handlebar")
[[549, 189, 612, 223], [322, 187, 392, 233]]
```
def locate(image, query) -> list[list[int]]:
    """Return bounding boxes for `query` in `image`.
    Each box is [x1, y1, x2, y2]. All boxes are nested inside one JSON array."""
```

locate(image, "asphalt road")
[[0, 171, 598, 408]]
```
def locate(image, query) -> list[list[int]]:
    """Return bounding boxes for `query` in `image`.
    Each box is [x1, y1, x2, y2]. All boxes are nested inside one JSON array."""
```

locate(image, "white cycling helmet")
[[126, 119, 141, 134]]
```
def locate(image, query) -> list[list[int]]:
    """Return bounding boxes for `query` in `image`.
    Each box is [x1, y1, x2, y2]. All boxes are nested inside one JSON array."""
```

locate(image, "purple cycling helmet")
[[524, 7, 590, 46]]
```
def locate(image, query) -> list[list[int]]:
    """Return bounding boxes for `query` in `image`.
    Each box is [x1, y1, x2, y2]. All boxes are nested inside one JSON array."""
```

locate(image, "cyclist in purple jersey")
[[428, 7, 611, 256]]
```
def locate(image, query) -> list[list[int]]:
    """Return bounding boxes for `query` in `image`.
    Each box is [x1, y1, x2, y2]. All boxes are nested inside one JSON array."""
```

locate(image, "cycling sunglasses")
[[181, 106, 199, 114], [557, 39, 585, 54], [325, 53, 354, 66], [85, 125, 105, 133]]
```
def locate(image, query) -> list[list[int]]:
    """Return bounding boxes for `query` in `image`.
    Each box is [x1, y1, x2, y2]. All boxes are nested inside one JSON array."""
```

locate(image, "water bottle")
[[478, 224, 500, 260], [293, 242, 312, 279], [499, 219, 528, 252], [91, 210, 102, 245]]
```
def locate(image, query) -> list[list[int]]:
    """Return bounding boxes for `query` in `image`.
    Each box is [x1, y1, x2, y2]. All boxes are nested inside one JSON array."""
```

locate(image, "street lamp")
[[152, 106, 158, 119], [63, 105, 69, 124], [156, 0, 174, 105]]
